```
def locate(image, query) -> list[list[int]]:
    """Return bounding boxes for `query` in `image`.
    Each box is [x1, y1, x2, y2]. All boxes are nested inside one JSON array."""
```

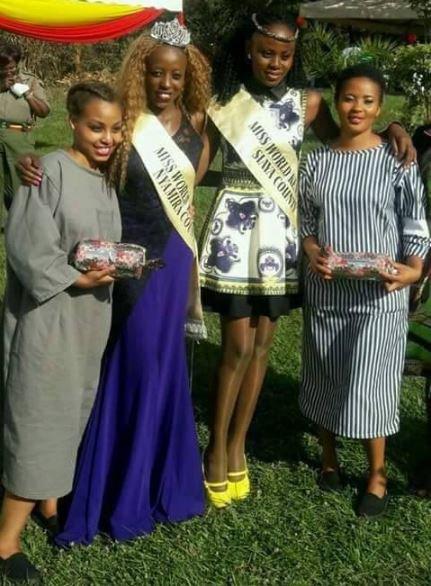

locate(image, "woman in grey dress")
[[300, 65, 429, 518], [0, 81, 122, 583]]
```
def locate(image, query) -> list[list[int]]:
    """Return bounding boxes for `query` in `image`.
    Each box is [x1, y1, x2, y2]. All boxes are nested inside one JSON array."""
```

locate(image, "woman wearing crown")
[[199, 5, 416, 508], [53, 19, 212, 545]]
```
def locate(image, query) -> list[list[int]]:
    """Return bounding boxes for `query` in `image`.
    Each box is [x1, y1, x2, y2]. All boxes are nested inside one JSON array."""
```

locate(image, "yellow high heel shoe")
[[228, 467, 250, 501], [203, 478, 232, 509]]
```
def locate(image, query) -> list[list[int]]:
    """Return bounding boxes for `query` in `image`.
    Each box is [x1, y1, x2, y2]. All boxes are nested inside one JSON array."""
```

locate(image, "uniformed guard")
[[0, 42, 50, 216]]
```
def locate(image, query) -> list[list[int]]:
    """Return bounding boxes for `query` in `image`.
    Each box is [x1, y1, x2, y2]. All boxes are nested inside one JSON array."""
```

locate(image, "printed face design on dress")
[[0, 58, 18, 89], [70, 98, 123, 168], [269, 98, 300, 130], [248, 23, 296, 88], [145, 45, 187, 112], [206, 236, 240, 274], [336, 77, 382, 136], [226, 199, 258, 233]]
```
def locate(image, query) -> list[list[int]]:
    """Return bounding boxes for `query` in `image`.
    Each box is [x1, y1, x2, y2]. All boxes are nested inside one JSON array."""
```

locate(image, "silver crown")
[[251, 13, 299, 43], [150, 18, 191, 48]]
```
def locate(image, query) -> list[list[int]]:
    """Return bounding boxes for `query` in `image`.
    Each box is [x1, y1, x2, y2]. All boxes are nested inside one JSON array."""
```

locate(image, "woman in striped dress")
[[200, 6, 415, 509], [299, 65, 430, 517]]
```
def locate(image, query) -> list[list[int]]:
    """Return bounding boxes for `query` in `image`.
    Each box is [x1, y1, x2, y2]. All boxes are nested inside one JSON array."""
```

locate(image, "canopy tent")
[[0, 0, 182, 43], [299, 0, 423, 35]]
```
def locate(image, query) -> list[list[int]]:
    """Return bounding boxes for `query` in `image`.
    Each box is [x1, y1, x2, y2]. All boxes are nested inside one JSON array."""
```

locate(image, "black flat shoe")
[[358, 492, 388, 519], [31, 510, 60, 537], [0, 552, 41, 584], [318, 469, 343, 492]]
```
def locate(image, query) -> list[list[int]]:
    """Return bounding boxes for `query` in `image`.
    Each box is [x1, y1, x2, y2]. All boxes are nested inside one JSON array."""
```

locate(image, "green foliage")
[[350, 36, 398, 74], [301, 23, 399, 88], [301, 28, 397, 84], [394, 43, 431, 129], [300, 22, 346, 84]]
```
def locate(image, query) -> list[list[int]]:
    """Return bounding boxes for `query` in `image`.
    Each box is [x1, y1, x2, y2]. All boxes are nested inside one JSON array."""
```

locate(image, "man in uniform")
[[0, 42, 50, 220]]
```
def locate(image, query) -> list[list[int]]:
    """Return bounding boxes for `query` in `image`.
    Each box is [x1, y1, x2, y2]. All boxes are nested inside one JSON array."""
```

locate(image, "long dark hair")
[[212, 5, 306, 105]]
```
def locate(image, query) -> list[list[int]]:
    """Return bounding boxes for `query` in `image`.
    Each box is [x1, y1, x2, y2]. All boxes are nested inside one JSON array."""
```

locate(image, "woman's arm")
[[196, 131, 210, 185], [299, 154, 332, 280], [306, 90, 339, 143], [380, 163, 430, 291], [7, 171, 115, 303], [190, 111, 212, 185], [16, 153, 43, 186], [24, 91, 50, 118]]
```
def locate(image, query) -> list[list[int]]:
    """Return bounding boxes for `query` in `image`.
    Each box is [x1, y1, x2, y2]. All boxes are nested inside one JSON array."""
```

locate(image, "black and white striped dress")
[[299, 143, 430, 439]]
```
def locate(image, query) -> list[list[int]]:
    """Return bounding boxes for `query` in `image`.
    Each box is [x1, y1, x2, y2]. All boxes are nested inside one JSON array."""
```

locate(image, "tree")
[[409, 0, 431, 39]]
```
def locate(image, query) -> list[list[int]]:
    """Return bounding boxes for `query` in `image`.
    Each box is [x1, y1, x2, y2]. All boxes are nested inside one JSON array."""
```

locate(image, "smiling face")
[[336, 77, 382, 137], [0, 58, 18, 90], [145, 45, 187, 112], [70, 98, 123, 169], [247, 23, 296, 88]]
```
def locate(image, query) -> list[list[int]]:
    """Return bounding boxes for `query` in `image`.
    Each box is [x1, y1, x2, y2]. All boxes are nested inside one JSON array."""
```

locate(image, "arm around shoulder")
[[306, 91, 339, 143]]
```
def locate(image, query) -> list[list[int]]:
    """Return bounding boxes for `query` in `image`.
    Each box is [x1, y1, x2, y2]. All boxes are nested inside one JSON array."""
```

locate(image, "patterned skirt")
[[199, 183, 300, 319]]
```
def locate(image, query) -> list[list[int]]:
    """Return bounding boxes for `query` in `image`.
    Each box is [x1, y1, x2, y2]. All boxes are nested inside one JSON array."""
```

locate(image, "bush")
[[301, 23, 399, 89], [394, 43, 431, 129], [300, 22, 345, 86]]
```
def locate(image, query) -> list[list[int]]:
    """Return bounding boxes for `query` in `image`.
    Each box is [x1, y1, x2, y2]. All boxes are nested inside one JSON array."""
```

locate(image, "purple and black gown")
[[55, 118, 205, 545]]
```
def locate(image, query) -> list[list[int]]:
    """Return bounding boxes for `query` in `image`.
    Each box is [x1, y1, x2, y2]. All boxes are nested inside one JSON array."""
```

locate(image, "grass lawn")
[[2, 90, 431, 585]]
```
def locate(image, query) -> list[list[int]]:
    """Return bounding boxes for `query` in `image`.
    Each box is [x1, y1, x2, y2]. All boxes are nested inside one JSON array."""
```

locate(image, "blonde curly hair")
[[109, 34, 212, 187]]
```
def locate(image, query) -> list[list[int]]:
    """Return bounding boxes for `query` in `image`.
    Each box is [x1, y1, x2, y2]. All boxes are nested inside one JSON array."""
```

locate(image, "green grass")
[[4, 91, 431, 585]]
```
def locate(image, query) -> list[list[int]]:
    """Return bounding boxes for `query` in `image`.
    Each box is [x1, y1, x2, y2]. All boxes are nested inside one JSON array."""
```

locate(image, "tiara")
[[251, 13, 299, 43], [150, 18, 191, 48]]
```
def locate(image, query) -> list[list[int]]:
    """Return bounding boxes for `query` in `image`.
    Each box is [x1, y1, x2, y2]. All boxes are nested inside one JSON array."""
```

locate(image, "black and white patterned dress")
[[200, 80, 306, 319], [299, 143, 430, 439]]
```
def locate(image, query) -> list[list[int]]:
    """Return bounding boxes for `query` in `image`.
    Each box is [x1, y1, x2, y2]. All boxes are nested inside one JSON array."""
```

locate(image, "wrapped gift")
[[71, 240, 163, 279], [326, 249, 397, 280]]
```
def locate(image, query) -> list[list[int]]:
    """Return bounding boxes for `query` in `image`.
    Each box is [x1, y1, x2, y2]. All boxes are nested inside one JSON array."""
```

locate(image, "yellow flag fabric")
[[0, 0, 141, 26]]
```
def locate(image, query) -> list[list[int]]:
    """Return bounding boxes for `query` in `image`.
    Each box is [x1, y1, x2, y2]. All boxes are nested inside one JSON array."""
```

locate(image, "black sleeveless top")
[[109, 115, 203, 341]]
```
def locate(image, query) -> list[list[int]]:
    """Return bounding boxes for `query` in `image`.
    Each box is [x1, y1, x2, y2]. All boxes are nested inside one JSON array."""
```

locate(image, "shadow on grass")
[[191, 339, 315, 468], [191, 339, 431, 496]]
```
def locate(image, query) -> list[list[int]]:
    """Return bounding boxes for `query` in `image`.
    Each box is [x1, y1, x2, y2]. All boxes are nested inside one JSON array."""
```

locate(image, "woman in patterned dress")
[[199, 6, 415, 508], [299, 65, 429, 517]]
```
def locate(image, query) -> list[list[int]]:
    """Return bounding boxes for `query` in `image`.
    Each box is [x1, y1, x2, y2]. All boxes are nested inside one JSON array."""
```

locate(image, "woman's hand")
[[380, 259, 423, 292], [387, 123, 417, 166], [188, 203, 196, 220], [74, 269, 116, 290], [303, 237, 332, 280], [16, 154, 43, 187]]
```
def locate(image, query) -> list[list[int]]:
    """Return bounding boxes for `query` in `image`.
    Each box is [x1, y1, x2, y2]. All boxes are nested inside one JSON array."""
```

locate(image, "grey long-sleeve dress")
[[299, 143, 429, 439], [2, 150, 121, 499]]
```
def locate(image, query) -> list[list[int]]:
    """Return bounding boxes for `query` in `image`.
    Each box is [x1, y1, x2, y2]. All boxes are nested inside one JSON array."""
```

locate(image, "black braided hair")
[[212, 5, 307, 105], [335, 64, 386, 104]]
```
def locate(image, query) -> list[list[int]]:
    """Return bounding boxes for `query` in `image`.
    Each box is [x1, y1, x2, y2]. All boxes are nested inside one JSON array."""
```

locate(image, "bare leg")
[[38, 498, 57, 518], [227, 316, 277, 475], [204, 317, 256, 485], [0, 491, 35, 559], [319, 427, 338, 472], [363, 437, 387, 498]]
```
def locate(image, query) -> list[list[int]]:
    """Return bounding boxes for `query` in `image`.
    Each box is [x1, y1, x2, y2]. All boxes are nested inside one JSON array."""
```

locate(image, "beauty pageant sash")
[[133, 112, 206, 340], [208, 87, 300, 229]]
